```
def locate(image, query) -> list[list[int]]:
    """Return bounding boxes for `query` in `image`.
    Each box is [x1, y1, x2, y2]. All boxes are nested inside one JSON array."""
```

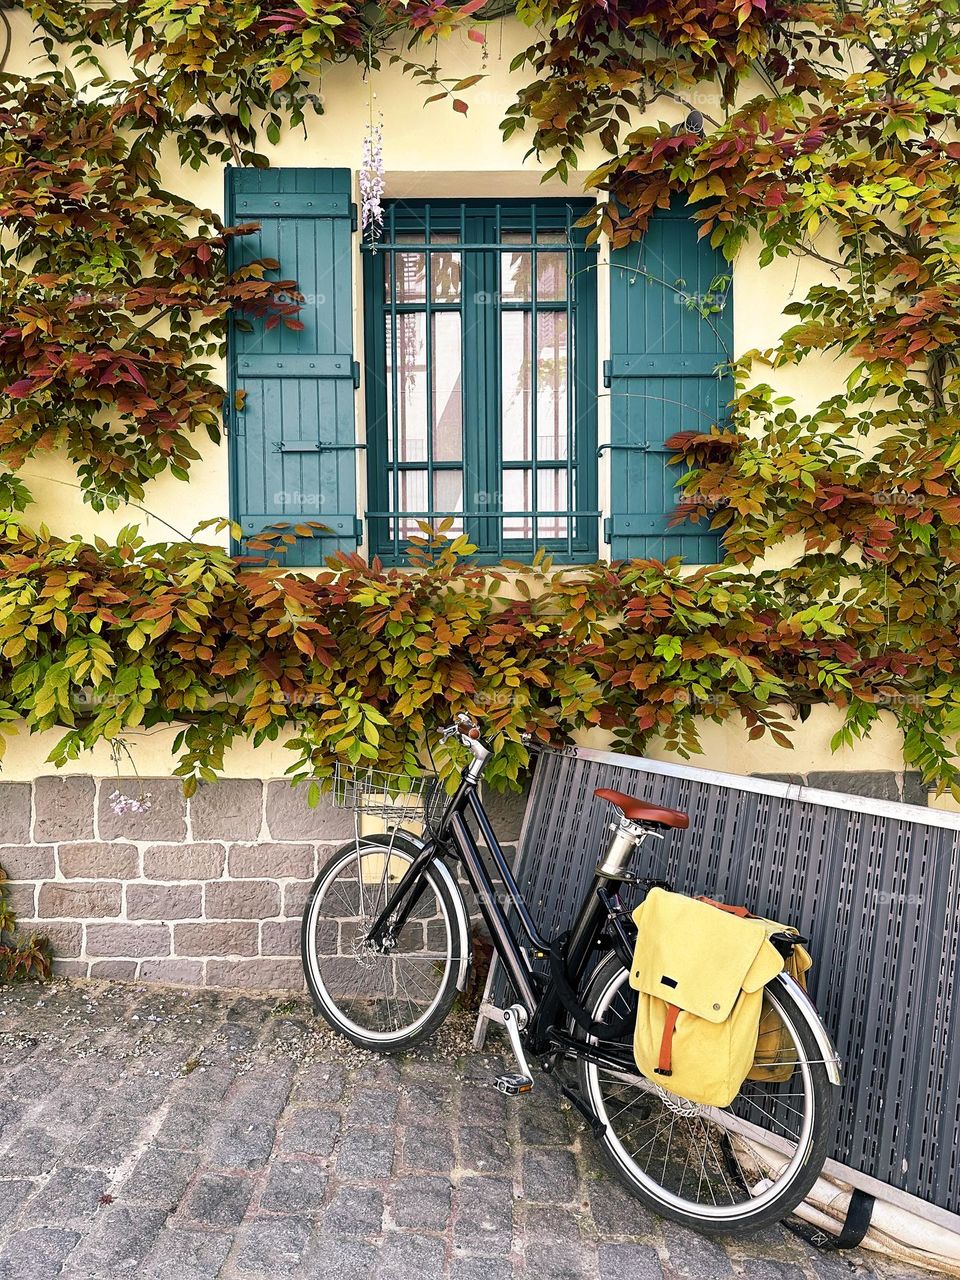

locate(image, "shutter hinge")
[[352, 360, 361, 389], [603, 517, 612, 545], [602, 359, 612, 389], [353, 516, 363, 544], [223, 406, 244, 439], [350, 202, 358, 233]]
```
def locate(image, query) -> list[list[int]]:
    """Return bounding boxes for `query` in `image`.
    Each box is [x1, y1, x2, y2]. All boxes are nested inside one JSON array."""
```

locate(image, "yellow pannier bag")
[[747, 922, 812, 1083], [629, 889, 785, 1108]]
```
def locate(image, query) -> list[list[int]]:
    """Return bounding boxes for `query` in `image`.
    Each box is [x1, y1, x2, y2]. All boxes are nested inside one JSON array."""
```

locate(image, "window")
[[363, 200, 598, 563]]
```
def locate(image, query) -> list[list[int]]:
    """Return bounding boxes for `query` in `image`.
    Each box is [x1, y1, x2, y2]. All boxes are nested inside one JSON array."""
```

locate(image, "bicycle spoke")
[[583, 967, 821, 1221], [307, 846, 453, 1040]]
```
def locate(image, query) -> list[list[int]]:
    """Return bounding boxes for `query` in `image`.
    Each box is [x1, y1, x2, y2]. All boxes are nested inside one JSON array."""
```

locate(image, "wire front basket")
[[332, 762, 448, 835]]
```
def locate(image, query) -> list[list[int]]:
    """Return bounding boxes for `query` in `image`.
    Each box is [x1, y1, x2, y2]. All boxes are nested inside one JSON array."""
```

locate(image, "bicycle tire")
[[575, 952, 837, 1234], [301, 837, 470, 1052]]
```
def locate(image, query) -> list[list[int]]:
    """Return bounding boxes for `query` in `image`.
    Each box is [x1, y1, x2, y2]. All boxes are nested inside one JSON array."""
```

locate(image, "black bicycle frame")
[[365, 767, 631, 1057]]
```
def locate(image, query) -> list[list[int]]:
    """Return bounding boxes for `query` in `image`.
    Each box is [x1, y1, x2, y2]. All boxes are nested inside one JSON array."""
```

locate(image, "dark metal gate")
[[479, 747, 960, 1222]]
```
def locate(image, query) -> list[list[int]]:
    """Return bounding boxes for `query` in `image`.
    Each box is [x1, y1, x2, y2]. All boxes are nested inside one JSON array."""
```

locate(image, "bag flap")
[[630, 889, 783, 1022]]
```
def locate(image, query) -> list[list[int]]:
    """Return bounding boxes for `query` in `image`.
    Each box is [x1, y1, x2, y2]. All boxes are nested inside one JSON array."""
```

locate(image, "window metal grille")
[[363, 200, 599, 563]]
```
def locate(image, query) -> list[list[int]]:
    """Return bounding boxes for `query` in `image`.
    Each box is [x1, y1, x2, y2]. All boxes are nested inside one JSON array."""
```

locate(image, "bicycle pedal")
[[494, 1073, 534, 1096]]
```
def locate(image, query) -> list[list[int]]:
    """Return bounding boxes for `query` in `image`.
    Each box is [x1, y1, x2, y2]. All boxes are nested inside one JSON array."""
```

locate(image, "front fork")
[[363, 839, 436, 950]]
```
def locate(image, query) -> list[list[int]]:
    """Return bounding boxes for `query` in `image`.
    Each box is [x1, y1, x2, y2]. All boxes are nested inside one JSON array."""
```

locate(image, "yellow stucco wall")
[[3, 11, 930, 792]]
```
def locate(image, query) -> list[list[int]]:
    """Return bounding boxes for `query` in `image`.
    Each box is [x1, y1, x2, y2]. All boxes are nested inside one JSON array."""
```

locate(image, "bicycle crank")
[[494, 1004, 535, 1095]]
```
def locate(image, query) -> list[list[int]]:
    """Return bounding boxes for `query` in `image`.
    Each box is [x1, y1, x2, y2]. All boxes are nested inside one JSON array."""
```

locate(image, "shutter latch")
[[597, 442, 652, 458], [274, 441, 369, 453]]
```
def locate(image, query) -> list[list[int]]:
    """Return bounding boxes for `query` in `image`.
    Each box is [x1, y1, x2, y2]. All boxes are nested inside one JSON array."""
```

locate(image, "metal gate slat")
[[478, 747, 960, 1216]]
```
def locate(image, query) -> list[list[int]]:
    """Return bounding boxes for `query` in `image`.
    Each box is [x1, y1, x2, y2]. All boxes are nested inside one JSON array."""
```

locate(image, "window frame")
[[362, 198, 599, 565]]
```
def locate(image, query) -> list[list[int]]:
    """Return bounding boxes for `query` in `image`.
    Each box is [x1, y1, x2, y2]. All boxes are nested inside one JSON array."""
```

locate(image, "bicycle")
[[301, 713, 842, 1234]]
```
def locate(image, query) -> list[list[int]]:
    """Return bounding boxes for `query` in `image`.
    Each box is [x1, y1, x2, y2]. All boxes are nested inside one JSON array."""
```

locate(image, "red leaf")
[[123, 361, 147, 389], [453, 99, 469, 115], [4, 379, 34, 399]]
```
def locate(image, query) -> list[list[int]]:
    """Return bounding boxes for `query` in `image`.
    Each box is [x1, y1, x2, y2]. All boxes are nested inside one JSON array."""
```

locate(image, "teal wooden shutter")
[[604, 203, 732, 562], [226, 168, 360, 566]]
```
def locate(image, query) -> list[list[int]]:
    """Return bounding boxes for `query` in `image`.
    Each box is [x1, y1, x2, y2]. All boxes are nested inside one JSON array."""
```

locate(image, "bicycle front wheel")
[[576, 953, 837, 1234], [301, 837, 469, 1052]]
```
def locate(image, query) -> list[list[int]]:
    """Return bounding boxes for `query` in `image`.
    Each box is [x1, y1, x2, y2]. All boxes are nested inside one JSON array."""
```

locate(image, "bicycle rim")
[[303, 844, 455, 1043], [581, 964, 819, 1223]]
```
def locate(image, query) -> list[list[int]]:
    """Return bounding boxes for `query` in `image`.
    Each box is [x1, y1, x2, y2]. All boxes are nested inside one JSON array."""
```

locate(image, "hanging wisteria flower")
[[109, 789, 153, 817], [360, 115, 385, 248]]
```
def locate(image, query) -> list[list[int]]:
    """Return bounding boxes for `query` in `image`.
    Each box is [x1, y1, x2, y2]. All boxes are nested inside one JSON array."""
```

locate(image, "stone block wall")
[[751, 769, 931, 805], [0, 776, 527, 993], [0, 776, 357, 991], [0, 768, 927, 993]]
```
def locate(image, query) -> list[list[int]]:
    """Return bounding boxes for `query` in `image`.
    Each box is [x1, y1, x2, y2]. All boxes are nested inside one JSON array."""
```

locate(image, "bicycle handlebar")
[[437, 713, 490, 769], [437, 715, 559, 763]]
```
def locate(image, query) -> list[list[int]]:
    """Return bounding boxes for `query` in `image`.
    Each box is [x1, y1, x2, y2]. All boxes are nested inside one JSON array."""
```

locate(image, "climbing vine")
[[1, 1, 960, 792]]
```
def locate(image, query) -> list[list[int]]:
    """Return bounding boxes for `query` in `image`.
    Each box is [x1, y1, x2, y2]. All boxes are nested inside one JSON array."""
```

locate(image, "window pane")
[[434, 469, 464, 534], [501, 311, 531, 462], [502, 469, 531, 540], [501, 311, 569, 463], [394, 469, 427, 541], [500, 232, 532, 303], [391, 470, 464, 541], [391, 234, 427, 303], [432, 312, 462, 462], [500, 231, 567, 302], [385, 311, 462, 464], [536, 255, 567, 302], [386, 234, 461, 303], [536, 311, 568, 461], [386, 313, 428, 462], [537, 468, 569, 538], [431, 234, 461, 302]]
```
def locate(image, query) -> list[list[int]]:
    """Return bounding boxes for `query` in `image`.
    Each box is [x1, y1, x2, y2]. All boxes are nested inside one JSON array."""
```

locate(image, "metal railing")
[[364, 509, 602, 564]]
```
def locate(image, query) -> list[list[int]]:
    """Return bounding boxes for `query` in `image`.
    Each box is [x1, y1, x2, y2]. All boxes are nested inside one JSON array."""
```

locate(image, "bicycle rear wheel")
[[301, 837, 469, 1051], [576, 952, 837, 1234]]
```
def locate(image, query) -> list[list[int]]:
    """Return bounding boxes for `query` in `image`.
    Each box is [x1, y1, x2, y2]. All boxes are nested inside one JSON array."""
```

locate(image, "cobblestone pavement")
[[0, 980, 938, 1280]]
